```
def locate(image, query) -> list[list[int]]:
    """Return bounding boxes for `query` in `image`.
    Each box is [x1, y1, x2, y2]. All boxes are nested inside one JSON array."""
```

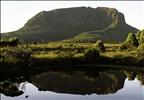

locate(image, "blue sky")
[[1, 1, 144, 33]]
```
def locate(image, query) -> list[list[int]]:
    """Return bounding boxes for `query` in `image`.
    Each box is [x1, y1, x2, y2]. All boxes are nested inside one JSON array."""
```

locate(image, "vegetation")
[[93, 40, 105, 52], [119, 33, 139, 50], [1, 29, 144, 74], [0, 47, 32, 73], [1, 33, 144, 97], [0, 81, 24, 96], [137, 43, 144, 56], [136, 29, 144, 57], [84, 48, 100, 60], [0, 37, 19, 46], [137, 29, 144, 44]]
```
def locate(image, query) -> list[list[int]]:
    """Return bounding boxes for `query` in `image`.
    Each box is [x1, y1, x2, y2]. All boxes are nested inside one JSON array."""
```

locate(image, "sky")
[[1, 1, 144, 33]]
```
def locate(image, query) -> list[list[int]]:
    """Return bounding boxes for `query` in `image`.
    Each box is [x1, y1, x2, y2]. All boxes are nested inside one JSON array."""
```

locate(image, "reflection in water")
[[31, 70, 126, 95], [0, 67, 144, 99], [0, 81, 24, 97]]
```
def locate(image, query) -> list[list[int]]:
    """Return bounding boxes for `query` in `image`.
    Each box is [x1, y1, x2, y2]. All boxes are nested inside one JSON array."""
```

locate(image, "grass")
[[28, 42, 144, 66], [32, 52, 59, 59], [29, 42, 137, 58], [101, 50, 137, 58], [1, 41, 144, 73]]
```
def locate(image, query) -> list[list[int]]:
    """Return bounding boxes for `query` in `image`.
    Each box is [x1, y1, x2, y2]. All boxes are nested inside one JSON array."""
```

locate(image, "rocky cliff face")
[[8, 7, 138, 42], [21, 7, 125, 31]]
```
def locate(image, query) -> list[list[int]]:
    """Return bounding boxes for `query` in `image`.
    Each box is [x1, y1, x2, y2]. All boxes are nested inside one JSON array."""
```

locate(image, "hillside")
[[3, 7, 138, 42]]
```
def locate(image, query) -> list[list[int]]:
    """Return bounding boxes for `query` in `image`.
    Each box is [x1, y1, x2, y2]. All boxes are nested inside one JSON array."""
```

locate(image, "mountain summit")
[[5, 7, 138, 42]]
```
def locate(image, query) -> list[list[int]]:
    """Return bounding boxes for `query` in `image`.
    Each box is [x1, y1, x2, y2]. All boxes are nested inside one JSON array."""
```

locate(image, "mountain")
[[3, 7, 138, 42]]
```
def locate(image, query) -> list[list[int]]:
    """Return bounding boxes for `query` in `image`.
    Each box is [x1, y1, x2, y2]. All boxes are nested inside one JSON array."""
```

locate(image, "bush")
[[124, 71, 136, 80], [84, 48, 100, 60], [0, 81, 24, 96], [125, 33, 139, 46], [119, 33, 139, 50], [93, 40, 105, 52], [136, 29, 144, 44], [0, 37, 19, 46], [137, 43, 144, 57], [1, 48, 32, 66], [137, 72, 144, 85]]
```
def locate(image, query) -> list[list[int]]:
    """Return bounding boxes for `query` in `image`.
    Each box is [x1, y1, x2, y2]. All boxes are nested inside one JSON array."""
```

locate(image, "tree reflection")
[[0, 81, 24, 96]]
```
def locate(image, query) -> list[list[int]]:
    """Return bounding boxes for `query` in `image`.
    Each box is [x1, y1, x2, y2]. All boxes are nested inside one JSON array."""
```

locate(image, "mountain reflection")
[[0, 68, 144, 97], [31, 70, 126, 95]]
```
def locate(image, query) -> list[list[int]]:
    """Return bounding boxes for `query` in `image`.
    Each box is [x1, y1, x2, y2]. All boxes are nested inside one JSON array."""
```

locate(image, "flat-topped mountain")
[[3, 7, 138, 42]]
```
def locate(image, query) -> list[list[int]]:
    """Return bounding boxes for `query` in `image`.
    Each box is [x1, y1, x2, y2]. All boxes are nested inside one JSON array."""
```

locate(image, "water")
[[1, 67, 144, 100]]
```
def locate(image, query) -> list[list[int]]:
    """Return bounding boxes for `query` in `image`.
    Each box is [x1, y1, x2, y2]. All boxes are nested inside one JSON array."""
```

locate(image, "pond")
[[0, 67, 144, 100]]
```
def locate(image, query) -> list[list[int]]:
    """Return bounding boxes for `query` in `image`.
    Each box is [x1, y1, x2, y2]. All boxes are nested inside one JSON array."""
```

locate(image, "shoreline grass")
[[1, 41, 144, 74]]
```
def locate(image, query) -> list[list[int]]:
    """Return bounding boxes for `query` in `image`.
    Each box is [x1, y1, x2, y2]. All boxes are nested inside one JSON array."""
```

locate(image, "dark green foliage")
[[124, 33, 139, 47], [84, 48, 100, 60], [136, 72, 144, 85], [119, 33, 139, 50], [0, 81, 24, 96], [94, 40, 105, 52], [0, 48, 32, 71], [137, 43, 144, 57], [124, 71, 136, 80], [0, 37, 19, 46], [1, 40, 144, 72], [136, 29, 144, 44]]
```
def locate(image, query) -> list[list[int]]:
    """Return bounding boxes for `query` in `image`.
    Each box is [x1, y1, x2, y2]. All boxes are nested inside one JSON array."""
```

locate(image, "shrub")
[[119, 44, 127, 50], [1, 48, 32, 66], [136, 29, 144, 44], [137, 72, 144, 85], [119, 33, 139, 50], [0, 81, 24, 96], [93, 40, 105, 52], [125, 33, 139, 46], [84, 48, 100, 59], [137, 43, 144, 57], [124, 71, 136, 80], [0, 37, 19, 47]]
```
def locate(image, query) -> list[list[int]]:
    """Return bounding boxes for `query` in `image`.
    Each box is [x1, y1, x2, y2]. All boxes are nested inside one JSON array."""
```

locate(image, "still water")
[[1, 67, 144, 100]]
